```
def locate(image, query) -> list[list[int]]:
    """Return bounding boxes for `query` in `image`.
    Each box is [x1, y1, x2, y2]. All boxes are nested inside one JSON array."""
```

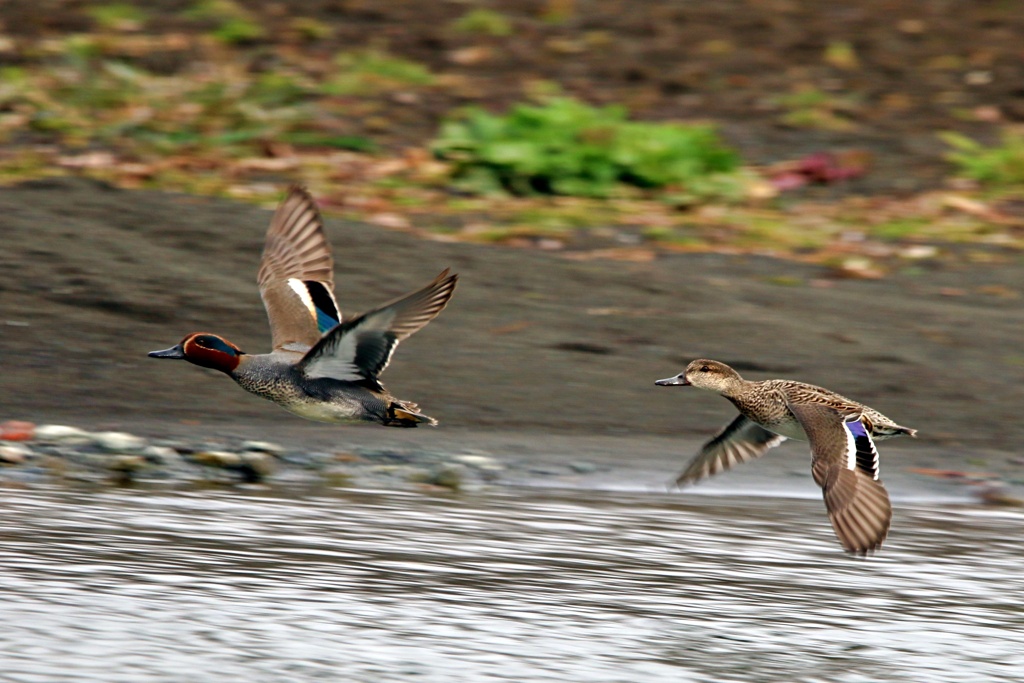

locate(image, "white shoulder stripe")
[[286, 278, 316, 321]]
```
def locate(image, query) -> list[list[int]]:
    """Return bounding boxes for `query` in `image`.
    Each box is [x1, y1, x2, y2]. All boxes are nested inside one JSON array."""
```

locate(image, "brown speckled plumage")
[[656, 359, 917, 555]]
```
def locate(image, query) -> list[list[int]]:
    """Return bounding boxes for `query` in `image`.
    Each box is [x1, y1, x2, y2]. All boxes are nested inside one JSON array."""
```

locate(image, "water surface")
[[1, 485, 1022, 682]]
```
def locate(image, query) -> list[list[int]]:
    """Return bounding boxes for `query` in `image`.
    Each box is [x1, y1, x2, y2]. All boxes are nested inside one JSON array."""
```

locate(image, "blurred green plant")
[[452, 9, 513, 37], [869, 218, 930, 241], [941, 130, 1024, 186], [62, 34, 104, 61], [290, 17, 333, 41], [323, 50, 434, 95], [823, 41, 859, 70], [541, 0, 576, 24], [87, 3, 149, 30], [0, 149, 54, 182], [10, 54, 318, 156], [62, 60, 145, 110], [278, 131, 376, 151], [186, 0, 265, 44], [432, 97, 740, 197], [246, 71, 310, 107], [213, 17, 266, 44], [774, 87, 859, 131]]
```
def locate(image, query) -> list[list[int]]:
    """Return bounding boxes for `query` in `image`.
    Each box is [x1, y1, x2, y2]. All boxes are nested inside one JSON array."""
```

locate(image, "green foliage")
[[213, 17, 266, 44], [452, 9, 513, 37], [432, 97, 739, 197], [869, 218, 930, 241], [55, 60, 144, 112], [186, 0, 265, 44], [0, 66, 28, 98], [290, 17, 333, 41], [823, 41, 858, 70], [279, 131, 376, 151], [0, 149, 53, 181], [942, 130, 1024, 186], [62, 35, 103, 61], [246, 72, 309, 107], [87, 3, 149, 30], [138, 128, 263, 150], [323, 50, 434, 95], [774, 87, 859, 131], [660, 170, 756, 207]]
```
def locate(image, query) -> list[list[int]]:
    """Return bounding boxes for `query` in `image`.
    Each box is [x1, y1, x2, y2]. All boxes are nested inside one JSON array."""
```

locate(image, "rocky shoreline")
[[0, 421, 518, 492], [2, 419, 1022, 508]]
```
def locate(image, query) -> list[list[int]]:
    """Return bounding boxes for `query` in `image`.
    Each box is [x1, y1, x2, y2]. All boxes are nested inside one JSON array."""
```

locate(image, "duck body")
[[149, 187, 457, 428], [656, 359, 917, 554], [231, 350, 430, 427], [723, 378, 914, 443], [233, 351, 384, 424]]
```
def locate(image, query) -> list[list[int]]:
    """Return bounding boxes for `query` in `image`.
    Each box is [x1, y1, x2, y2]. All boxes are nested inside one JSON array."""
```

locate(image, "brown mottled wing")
[[790, 402, 892, 555], [674, 415, 787, 487], [256, 186, 341, 351], [299, 269, 458, 382]]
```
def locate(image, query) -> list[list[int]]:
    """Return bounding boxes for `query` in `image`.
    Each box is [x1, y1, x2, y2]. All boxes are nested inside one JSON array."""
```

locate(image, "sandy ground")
[[0, 178, 1022, 496]]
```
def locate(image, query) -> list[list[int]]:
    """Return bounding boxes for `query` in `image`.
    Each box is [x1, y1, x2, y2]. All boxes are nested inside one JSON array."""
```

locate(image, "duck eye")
[[700, 365, 710, 372]]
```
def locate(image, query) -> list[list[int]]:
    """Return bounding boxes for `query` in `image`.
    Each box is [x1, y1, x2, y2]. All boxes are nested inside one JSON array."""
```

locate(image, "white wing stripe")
[[287, 278, 316, 321], [302, 309, 398, 380], [842, 420, 857, 471]]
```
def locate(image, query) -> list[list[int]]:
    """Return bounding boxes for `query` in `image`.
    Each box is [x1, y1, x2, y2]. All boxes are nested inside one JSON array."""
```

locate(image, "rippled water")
[[1, 485, 1022, 682]]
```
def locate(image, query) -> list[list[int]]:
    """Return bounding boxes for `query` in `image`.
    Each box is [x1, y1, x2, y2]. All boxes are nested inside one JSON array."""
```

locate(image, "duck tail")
[[872, 422, 917, 439], [383, 401, 438, 428]]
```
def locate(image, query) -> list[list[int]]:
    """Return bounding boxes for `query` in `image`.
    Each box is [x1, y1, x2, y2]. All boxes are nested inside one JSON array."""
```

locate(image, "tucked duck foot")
[[383, 404, 438, 428]]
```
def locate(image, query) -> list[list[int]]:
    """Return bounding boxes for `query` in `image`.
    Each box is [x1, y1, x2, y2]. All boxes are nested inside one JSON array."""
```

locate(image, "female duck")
[[150, 187, 457, 427], [656, 359, 917, 554]]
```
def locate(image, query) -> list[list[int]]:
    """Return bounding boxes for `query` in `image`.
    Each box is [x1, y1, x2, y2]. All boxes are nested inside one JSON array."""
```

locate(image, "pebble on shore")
[[0, 443, 32, 464], [0, 420, 36, 441]]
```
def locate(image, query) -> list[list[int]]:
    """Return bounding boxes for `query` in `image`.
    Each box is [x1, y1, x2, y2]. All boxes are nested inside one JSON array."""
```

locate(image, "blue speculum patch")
[[304, 280, 340, 333], [316, 308, 339, 334], [846, 419, 868, 438]]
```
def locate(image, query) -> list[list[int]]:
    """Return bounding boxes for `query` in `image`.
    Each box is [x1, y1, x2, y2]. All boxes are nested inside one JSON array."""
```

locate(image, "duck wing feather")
[[674, 415, 787, 487], [298, 269, 457, 383], [789, 402, 892, 555], [257, 186, 341, 351]]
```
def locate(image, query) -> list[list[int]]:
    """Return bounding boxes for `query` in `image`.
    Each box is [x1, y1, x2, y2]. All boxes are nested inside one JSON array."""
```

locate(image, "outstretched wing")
[[790, 402, 892, 555], [674, 415, 787, 487], [298, 269, 458, 383], [257, 186, 341, 351]]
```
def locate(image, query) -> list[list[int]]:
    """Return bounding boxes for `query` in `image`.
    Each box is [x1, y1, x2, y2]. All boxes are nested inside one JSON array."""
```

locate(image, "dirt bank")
[[0, 178, 1020, 459]]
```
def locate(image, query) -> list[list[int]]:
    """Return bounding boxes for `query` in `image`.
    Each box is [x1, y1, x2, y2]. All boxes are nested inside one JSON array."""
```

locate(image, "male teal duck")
[[656, 359, 917, 554], [150, 186, 458, 427]]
